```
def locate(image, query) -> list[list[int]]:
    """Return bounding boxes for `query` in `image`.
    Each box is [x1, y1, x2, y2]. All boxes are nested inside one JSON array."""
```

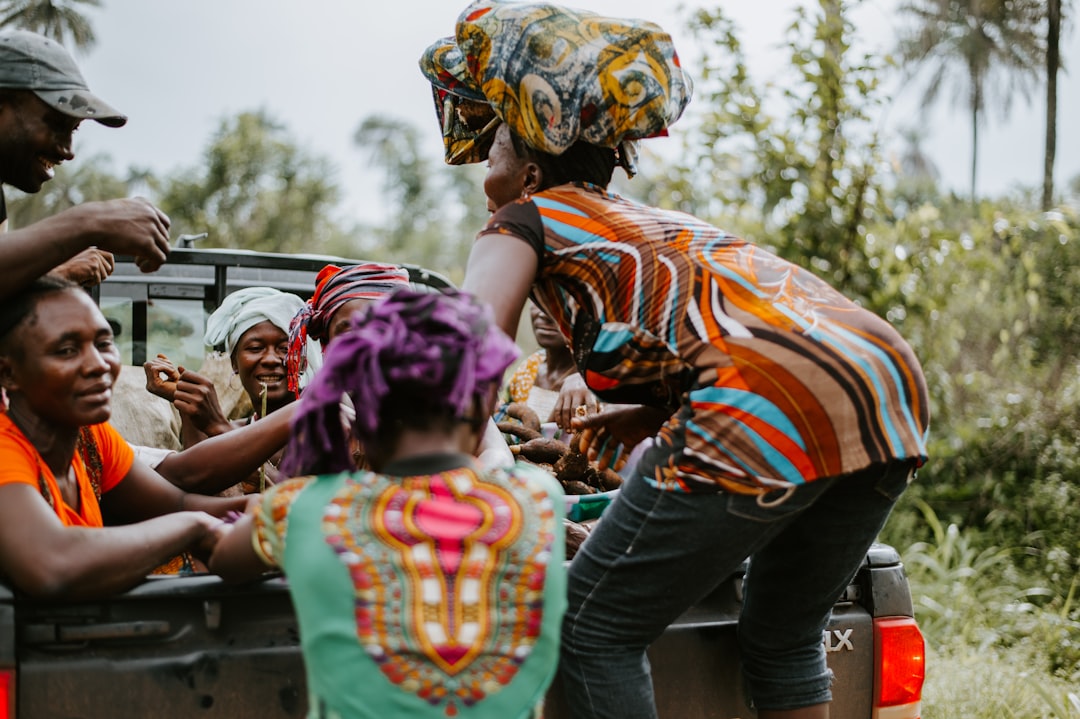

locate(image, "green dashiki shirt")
[[252, 453, 566, 719]]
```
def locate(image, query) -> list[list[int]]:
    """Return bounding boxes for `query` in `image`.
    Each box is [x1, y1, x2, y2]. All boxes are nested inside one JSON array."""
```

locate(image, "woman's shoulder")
[[0, 413, 37, 480], [85, 421, 129, 450], [537, 182, 715, 234], [0, 412, 25, 445]]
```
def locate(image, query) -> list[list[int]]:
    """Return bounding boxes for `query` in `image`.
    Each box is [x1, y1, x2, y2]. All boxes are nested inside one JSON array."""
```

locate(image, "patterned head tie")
[[286, 263, 411, 393], [419, 0, 693, 171], [281, 288, 520, 477]]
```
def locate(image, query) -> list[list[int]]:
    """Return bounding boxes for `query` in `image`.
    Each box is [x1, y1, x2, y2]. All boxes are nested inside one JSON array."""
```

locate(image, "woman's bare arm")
[[0, 483, 224, 600], [461, 233, 538, 341], [153, 403, 297, 493], [102, 458, 250, 522], [209, 511, 274, 584]]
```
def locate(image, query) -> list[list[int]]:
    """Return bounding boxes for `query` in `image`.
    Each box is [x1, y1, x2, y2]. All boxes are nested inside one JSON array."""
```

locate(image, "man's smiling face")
[[0, 90, 78, 193]]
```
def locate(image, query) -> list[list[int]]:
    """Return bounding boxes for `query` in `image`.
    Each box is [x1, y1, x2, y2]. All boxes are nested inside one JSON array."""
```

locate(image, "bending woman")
[[0, 277, 246, 599], [211, 288, 566, 719], [421, 4, 929, 718]]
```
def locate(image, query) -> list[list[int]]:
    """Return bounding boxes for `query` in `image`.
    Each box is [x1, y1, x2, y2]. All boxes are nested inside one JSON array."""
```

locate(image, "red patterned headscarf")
[[281, 288, 520, 477], [286, 263, 411, 392]]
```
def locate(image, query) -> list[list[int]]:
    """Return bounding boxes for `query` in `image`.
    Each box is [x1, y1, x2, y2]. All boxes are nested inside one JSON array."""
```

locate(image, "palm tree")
[[897, 0, 1045, 201], [898, 126, 941, 181], [0, 0, 101, 52], [1042, 0, 1063, 210]]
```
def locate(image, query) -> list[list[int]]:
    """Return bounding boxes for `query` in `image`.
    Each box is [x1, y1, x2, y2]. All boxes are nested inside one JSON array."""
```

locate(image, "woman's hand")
[[571, 404, 672, 470], [143, 354, 181, 402], [173, 369, 233, 437], [550, 372, 601, 431], [190, 512, 232, 558]]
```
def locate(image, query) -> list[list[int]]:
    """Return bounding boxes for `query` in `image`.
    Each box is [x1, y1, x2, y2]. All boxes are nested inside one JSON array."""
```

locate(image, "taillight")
[[0, 668, 13, 719], [873, 616, 924, 719]]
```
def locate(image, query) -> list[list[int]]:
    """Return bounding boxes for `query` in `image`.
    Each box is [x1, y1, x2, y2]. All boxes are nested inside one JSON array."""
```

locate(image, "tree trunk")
[[1042, 0, 1061, 211], [970, 90, 980, 204]]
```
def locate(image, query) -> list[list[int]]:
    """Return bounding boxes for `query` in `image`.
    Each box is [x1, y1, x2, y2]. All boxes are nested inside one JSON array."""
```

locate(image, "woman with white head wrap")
[[196, 287, 320, 493], [204, 287, 321, 417]]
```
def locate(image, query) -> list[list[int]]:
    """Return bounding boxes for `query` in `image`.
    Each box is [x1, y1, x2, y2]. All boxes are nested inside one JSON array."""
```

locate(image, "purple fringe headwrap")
[[280, 288, 520, 477]]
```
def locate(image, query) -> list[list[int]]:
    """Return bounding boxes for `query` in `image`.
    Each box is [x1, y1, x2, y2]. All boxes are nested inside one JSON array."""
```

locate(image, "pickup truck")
[[0, 249, 926, 719]]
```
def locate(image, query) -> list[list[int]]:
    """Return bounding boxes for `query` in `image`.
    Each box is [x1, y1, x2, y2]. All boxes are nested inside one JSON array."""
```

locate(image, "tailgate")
[[14, 576, 306, 719]]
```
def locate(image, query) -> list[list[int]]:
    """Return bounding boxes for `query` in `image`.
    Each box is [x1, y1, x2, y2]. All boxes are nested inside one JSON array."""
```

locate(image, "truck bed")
[[1, 545, 913, 719]]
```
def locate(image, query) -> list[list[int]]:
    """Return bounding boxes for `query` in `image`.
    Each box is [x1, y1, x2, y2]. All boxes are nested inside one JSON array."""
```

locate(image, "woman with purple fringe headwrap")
[[210, 288, 567, 719]]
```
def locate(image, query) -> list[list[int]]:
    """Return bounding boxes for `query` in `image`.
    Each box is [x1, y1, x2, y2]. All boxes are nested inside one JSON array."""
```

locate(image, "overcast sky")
[[68, 0, 1080, 229]]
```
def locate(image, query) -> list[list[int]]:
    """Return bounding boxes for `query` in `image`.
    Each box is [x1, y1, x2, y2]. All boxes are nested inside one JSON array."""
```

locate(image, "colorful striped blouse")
[[482, 183, 929, 492]]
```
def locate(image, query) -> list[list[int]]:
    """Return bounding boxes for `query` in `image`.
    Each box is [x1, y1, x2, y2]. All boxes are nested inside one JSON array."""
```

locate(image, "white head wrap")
[[203, 287, 323, 388]]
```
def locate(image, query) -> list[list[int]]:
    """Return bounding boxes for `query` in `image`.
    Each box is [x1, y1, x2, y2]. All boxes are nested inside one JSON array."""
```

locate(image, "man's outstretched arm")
[[0, 197, 171, 302]]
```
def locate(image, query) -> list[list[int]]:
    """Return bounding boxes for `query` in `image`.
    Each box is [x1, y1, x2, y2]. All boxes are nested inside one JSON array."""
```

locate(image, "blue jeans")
[[557, 460, 915, 718]]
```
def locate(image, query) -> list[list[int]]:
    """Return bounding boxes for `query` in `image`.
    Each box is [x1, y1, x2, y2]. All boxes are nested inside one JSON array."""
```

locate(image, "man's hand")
[[50, 248, 115, 287], [76, 197, 171, 274]]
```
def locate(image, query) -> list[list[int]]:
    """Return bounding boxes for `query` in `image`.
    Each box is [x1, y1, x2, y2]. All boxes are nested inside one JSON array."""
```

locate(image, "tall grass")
[[899, 501, 1080, 718], [920, 646, 1079, 719]]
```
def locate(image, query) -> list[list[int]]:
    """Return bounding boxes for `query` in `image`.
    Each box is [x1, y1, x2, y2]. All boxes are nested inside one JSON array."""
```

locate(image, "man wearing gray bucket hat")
[[0, 29, 171, 301]]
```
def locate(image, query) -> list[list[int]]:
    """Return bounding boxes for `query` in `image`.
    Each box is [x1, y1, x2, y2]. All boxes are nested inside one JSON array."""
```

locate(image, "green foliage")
[[5, 153, 131, 227], [637, 0, 892, 310], [882, 201, 1080, 599], [908, 514, 1079, 688], [1029, 686, 1080, 719], [0, 0, 100, 51], [352, 113, 488, 281], [353, 116, 434, 253], [919, 643, 1080, 719], [901, 503, 1080, 713], [903, 501, 1043, 650], [155, 110, 346, 254]]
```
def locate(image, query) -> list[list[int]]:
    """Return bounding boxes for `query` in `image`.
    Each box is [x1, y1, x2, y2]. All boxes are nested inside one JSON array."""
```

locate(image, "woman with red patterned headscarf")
[[287, 262, 513, 472], [285, 263, 411, 394]]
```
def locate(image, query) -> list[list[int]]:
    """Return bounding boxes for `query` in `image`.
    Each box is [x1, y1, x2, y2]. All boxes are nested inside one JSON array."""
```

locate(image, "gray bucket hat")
[[0, 29, 126, 127]]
